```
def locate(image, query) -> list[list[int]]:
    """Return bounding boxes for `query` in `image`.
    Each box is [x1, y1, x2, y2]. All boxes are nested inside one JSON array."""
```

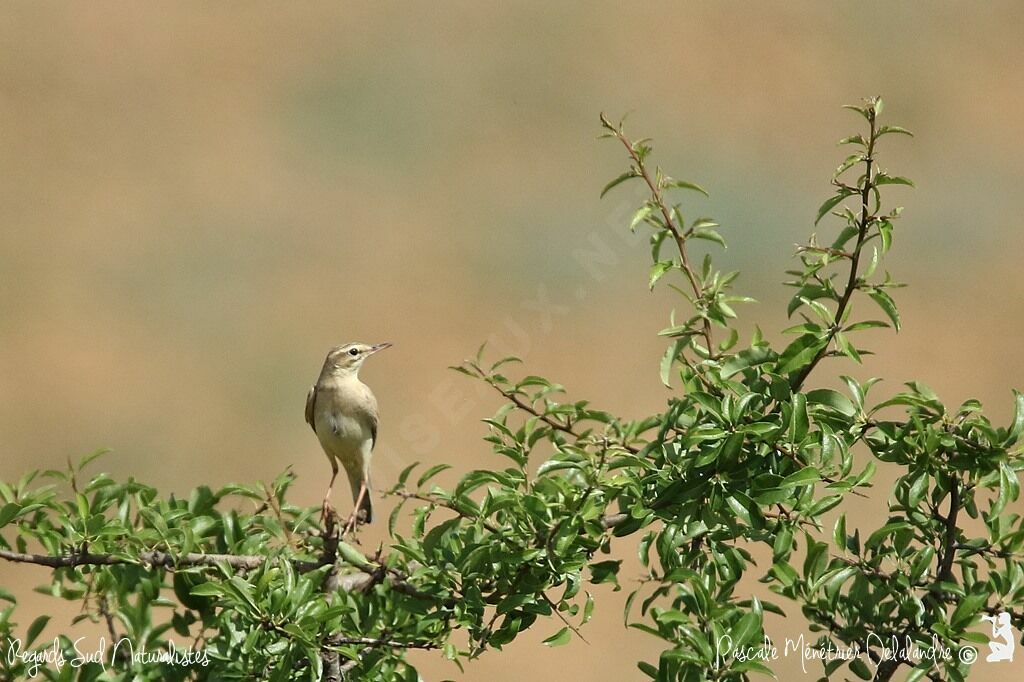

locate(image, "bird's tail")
[[349, 474, 373, 524], [359, 487, 373, 524]]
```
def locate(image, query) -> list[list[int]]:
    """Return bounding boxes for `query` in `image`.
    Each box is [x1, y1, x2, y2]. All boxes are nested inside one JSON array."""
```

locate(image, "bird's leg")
[[342, 481, 369, 537], [321, 461, 339, 526]]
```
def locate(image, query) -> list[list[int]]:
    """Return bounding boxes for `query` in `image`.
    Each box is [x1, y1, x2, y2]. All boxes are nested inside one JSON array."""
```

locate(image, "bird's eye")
[[348, 348, 359, 356]]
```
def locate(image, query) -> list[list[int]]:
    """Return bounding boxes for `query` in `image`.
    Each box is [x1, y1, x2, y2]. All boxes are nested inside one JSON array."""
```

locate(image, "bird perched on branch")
[[305, 342, 391, 530]]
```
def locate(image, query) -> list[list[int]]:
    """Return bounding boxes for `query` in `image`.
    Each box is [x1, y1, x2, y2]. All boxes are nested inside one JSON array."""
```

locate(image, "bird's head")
[[322, 342, 392, 378]]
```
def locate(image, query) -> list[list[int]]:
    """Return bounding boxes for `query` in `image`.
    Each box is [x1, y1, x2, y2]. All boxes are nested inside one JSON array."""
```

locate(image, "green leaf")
[[338, 542, 372, 568], [719, 327, 739, 352], [536, 458, 582, 476], [720, 432, 744, 464], [720, 346, 775, 379], [834, 154, 864, 178], [999, 462, 1020, 512], [663, 179, 709, 197], [660, 339, 685, 388], [834, 332, 862, 363], [637, 661, 658, 678], [868, 289, 901, 331], [649, 260, 674, 290], [0, 502, 20, 528], [582, 591, 595, 625], [875, 174, 915, 187], [905, 666, 928, 682], [951, 592, 988, 630], [833, 514, 846, 548], [590, 560, 622, 586], [838, 134, 867, 147], [76, 493, 90, 520], [831, 224, 860, 250], [771, 561, 799, 587], [865, 521, 912, 550], [773, 527, 793, 561], [777, 334, 827, 375], [780, 467, 820, 489], [806, 389, 856, 417], [789, 393, 809, 442], [396, 462, 419, 487], [79, 448, 111, 470], [842, 103, 870, 120], [907, 471, 929, 508], [843, 320, 890, 332], [815, 192, 853, 225], [542, 626, 571, 647], [909, 546, 935, 582], [730, 612, 761, 648], [690, 228, 726, 248], [26, 615, 50, 647], [1005, 390, 1024, 446], [877, 125, 914, 138], [417, 463, 452, 488], [630, 205, 655, 232], [849, 657, 872, 679], [189, 582, 224, 598], [806, 494, 843, 516], [878, 220, 894, 253], [601, 170, 639, 198]]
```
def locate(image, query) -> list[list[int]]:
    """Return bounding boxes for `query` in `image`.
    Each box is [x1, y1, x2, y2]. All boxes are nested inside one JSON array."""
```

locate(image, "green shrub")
[[1, 97, 1020, 682]]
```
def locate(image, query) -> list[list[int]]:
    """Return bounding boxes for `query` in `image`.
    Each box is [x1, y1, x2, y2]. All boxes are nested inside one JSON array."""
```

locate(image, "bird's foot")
[[341, 509, 367, 539], [320, 499, 336, 528]]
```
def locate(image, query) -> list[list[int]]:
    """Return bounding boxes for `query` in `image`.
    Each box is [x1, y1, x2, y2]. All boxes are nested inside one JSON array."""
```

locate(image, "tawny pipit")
[[305, 342, 391, 527]]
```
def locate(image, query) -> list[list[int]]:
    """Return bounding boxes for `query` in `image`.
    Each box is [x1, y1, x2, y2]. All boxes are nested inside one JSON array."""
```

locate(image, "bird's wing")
[[366, 389, 379, 449], [370, 411, 378, 450], [304, 384, 318, 432], [350, 384, 380, 450]]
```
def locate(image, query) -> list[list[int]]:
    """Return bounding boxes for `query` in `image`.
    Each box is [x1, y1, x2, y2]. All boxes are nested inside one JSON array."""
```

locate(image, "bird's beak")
[[368, 342, 393, 355]]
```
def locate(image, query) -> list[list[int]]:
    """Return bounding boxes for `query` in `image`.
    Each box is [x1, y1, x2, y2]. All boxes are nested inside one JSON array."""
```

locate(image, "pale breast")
[[312, 378, 377, 466]]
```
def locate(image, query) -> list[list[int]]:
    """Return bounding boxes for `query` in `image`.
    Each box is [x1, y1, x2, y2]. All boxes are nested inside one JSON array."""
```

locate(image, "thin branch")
[[329, 630, 438, 675], [487, 381, 641, 455], [392, 490, 501, 534], [605, 119, 717, 360], [329, 636, 438, 650], [831, 555, 908, 585], [545, 444, 609, 554], [600, 512, 628, 529], [773, 443, 869, 499], [98, 596, 120, 649], [469, 562, 534, 659], [540, 591, 589, 644], [0, 547, 373, 592], [955, 542, 1024, 560], [320, 513, 342, 682], [0, 547, 289, 570], [338, 652, 365, 677], [936, 477, 960, 582], [261, 481, 295, 546], [791, 108, 877, 392]]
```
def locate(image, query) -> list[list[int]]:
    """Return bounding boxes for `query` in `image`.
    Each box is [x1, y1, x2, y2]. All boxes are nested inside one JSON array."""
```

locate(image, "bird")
[[305, 342, 391, 530]]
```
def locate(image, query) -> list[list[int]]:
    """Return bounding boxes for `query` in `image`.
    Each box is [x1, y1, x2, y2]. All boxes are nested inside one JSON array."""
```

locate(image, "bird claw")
[[321, 499, 336, 527], [341, 512, 360, 538]]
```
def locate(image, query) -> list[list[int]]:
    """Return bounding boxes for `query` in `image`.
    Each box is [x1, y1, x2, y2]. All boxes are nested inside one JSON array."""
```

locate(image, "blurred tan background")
[[2, 2, 1024, 679]]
